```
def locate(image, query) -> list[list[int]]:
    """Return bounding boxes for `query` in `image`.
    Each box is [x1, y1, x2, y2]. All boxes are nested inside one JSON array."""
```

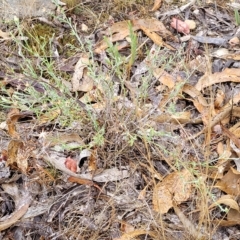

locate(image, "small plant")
[[127, 21, 138, 76], [234, 9, 240, 26]]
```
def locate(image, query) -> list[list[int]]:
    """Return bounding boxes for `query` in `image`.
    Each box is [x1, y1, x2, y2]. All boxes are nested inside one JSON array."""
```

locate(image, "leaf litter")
[[1, 0, 240, 239]]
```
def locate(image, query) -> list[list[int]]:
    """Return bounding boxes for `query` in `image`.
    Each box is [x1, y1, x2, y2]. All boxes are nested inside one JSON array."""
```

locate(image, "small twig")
[[68, 176, 102, 192], [156, 0, 196, 17], [187, 106, 232, 140], [0, 194, 32, 231]]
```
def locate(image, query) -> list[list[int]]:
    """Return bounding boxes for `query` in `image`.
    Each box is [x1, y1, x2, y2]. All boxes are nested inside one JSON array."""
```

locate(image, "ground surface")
[[1, 0, 240, 239]]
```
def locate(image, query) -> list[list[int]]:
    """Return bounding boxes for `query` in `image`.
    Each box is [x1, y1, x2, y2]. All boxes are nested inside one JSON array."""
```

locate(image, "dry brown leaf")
[[182, 84, 208, 113], [208, 167, 225, 180], [231, 124, 240, 139], [105, 21, 133, 35], [209, 195, 239, 211], [171, 111, 191, 124], [95, 19, 176, 53], [215, 167, 240, 196], [181, 84, 210, 125], [215, 142, 231, 176], [153, 111, 191, 124], [217, 142, 224, 155], [133, 19, 176, 40], [182, 84, 208, 106], [213, 208, 240, 226], [233, 106, 240, 118], [7, 140, 29, 173], [6, 108, 20, 138], [113, 229, 157, 240], [213, 219, 240, 227], [72, 54, 94, 92], [187, 106, 233, 140], [212, 107, 232, 125], [195, 68, 240, 91], [88, 148, 97, 172], [228, 208, 240, 221], [0, 29, 11, 40], [205, 106, 232, 130], [140, 25, 175, 50], [94, 21, 135, 54], [207, 142, 230, 179], [214, 89, 225, 108], [151, 0, 162, 11], [120, 221, 135, 234], [221, 124, 240, 149], [153, 169, 193, 214], [193, 102, 207, 121], [153, 69, 175, 89]]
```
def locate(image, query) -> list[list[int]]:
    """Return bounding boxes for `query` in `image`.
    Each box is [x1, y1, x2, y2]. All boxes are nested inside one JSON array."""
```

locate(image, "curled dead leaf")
[[140, 25, 175, 50], [7, 140, 35, 173], [88, 148, 97, 172], [195, 68, 240, 91], [212, 205, 240, 226], [6, 108, 20, 138], [215, 167, 240, 196], [153, 69, 175, 89], [209, 195, 239, 212], [153, 169, 193, 214], [72, 54, 94, 92], [7, 140, 23, 166], [95, 18, 177, 53]]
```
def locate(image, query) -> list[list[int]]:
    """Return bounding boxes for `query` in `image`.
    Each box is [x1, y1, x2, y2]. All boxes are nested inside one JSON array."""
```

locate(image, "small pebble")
[[185, 20, 196, 30]]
